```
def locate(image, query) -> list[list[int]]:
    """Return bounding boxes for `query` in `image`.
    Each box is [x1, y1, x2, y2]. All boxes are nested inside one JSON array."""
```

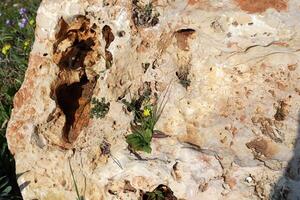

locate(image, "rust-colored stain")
[[224, 176, 237, 189], [188, 0, 210, 6], [174, 29, 196, 51], [246, 138, 277, 158], [235, 0, 288, 13], [14, 55, 47, 110], [187, 0, 215, 10], [188, 0, 201, 5]]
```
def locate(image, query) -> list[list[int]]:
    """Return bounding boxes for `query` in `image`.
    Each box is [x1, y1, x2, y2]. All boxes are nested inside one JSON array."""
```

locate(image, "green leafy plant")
[[142, 184, 177, 200], [144, 190, 164, 200], [0, 176, 12, 199], [123, 87, 168, 153], [126, 126, 153, 153], [0, 0, 40, 128], [68, 159, 85, 200], [0, 134, 22, 199], [90, 97, 110, 119], [132, 0, 160, 27]]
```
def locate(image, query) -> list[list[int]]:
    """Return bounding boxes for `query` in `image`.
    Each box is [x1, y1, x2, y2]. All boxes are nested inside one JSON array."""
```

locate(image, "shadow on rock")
[[270, 112, 300, 200]]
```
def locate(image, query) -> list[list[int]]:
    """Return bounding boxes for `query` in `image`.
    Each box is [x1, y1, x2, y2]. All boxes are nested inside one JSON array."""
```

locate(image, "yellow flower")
[[143, 108, 151, 117], [29, 19, 35, 25], [1, 44, 11, 55], [23, 40, 30, 50]]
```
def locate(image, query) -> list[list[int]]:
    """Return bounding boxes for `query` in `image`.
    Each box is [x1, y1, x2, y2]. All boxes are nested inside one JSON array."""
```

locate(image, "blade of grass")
[[68, 159, 82, 200]]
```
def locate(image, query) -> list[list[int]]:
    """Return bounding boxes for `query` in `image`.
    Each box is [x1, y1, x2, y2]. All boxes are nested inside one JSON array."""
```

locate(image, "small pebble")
[[245, 176, 253, 183]]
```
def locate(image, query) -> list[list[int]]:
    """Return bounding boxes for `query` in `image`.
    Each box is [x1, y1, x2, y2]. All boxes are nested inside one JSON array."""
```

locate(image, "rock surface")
[[6, 0, 300, 199]]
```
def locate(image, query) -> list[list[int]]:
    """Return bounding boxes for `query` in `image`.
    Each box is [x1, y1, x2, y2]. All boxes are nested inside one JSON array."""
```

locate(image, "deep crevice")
[[50, 16, 99, 145], [56, 75, 87, 142]]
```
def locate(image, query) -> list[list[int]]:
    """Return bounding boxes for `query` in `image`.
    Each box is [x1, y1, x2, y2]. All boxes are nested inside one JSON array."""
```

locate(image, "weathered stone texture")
[[6, 0, 300, 199]]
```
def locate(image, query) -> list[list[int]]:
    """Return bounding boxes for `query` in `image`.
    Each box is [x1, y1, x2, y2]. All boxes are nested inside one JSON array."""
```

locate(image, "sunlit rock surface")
[[6, 0, 300, 199]]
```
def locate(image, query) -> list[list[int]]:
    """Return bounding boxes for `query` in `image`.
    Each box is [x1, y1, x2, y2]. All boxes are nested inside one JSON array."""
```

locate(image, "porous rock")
[[6, 0, 300, 199]]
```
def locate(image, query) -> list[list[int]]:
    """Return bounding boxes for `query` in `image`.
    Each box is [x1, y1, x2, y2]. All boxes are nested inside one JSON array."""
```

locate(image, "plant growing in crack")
[[176, 68, 191, 89], [90, 97, 110, 119], [100, 140, 123, 169], [132, 0, 160, 27], [123, 86, 169, 153], [142, 184, 177, 200], [144, 190, 164, 200], [69, 159, 85, 200]]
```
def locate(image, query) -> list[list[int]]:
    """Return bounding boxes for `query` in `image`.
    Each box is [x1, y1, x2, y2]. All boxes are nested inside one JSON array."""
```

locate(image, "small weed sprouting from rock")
[[132, 0, 160, 27], [68, 159, 85, 200], [142, 62, 150, 73], [99, 140, 123, 169], [90, 97, 110, 119], [144, 189, 164, 200], [176, 70, 191, 89], [100, 140, 111, 156], [142, 184, 177, 200], [123, 86, 169, 154]]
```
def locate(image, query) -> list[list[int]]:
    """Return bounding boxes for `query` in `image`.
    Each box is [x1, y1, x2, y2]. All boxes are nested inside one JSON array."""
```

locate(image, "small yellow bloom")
[[29, 19, 35, 25], [143, 108, 151, 117], [1, 44, 11, 55], [23, 40, 30, 50]]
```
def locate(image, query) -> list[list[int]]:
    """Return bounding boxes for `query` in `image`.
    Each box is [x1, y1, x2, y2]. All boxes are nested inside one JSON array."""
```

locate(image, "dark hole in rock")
[[176, 28, 196, 34], [49, 16, 100, 146], [274, 100, 289, 121], [117, 30, 126, 37], [55, 74, 96, 143], [57, 38, 95, 70], [174, 28, 196, 51], [102, 25, 115, 68], [142, 184, 177, 200], [53, 16, 100, 70]]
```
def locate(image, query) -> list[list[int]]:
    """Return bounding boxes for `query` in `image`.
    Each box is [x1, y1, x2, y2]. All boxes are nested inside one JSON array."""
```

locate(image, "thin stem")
[[68, 158, 82, 200]]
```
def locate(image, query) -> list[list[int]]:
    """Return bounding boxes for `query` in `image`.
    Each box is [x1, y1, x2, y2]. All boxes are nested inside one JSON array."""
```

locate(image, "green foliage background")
[[0, 0, 41, 198]]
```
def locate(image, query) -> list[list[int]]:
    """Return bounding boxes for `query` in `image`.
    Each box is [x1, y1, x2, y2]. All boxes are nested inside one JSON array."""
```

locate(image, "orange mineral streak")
[[235, 0, 288, 13]]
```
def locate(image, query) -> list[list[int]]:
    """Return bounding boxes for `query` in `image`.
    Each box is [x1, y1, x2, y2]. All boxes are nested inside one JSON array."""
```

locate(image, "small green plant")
[[0, 134, 22, 199], [123, 87, 168, 153], [142, 184, 177, 200], [0, 176, 12, 199], [132, 0, 160, 27], [144, 190, 164, 200], [90, 97, 110, 119], [0, 139, 12, 199], [176, 69, 191, 89], [68, 159, 85, 200]]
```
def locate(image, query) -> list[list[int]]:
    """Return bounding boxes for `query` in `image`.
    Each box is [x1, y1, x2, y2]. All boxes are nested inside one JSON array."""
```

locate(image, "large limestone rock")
[[6, 0, 300, 199]]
